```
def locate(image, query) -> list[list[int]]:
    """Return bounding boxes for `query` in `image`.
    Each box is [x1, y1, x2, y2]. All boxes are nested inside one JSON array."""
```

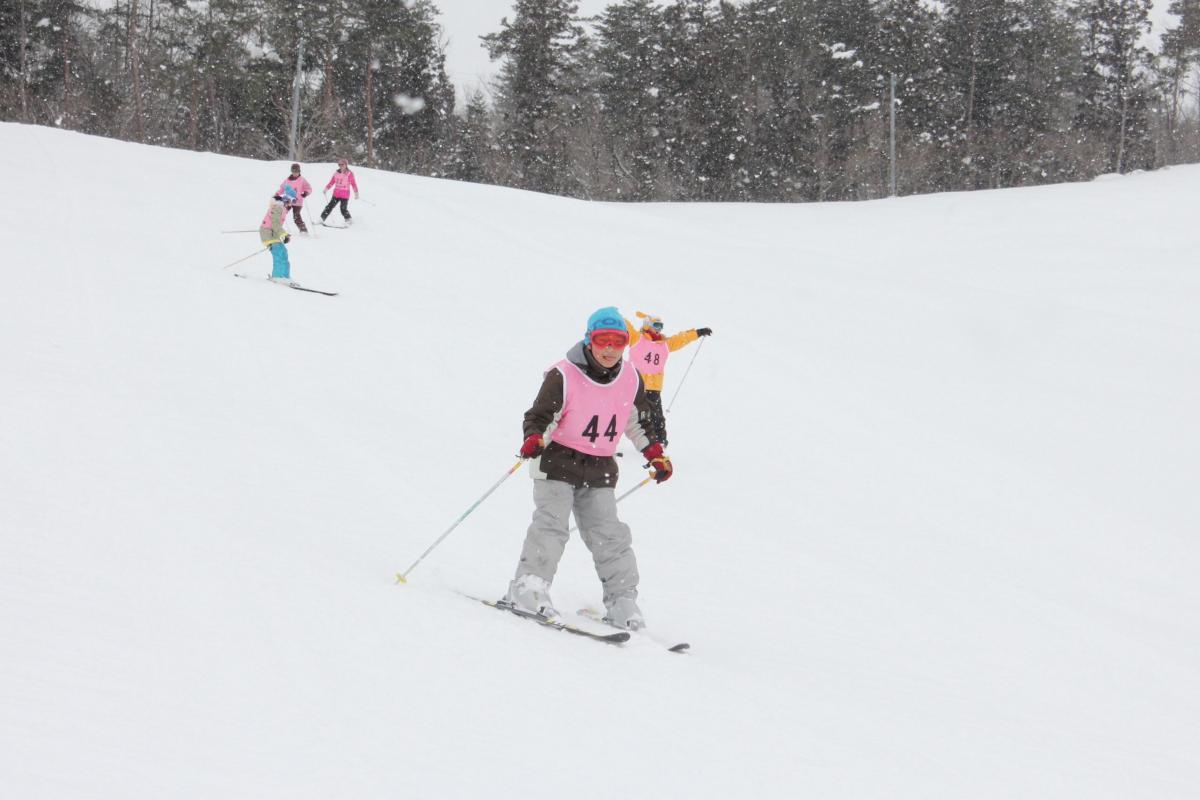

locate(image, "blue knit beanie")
[[584, 306, 625, 342]]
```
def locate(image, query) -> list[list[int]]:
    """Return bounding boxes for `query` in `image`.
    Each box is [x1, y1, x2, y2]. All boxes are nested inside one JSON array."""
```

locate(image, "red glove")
[[519, 434, 545, 459], [642, 443, 673, 483]]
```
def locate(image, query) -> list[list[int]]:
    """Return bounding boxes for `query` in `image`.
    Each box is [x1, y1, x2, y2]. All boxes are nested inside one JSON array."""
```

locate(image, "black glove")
[[696, 327, 713, 337], [301, 191, 309, 197], [282, 234, 291, 244]]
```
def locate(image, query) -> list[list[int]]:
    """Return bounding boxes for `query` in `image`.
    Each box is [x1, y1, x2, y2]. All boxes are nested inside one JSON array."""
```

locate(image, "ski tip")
[[669, 643, 691, 653]]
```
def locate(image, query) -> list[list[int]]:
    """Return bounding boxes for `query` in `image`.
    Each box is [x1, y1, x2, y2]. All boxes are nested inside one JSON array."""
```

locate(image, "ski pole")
[[220, 229, 259, 234], [666, 336, 707, 414], [358, 197, 377, 207], [305, 207, 319, 236], [566, 474, 653, 533], [220, 246, 269, 270], [396, 459, 525, 584]]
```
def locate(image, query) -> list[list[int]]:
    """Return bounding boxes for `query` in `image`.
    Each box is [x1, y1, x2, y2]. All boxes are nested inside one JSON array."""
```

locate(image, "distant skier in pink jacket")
[[278, 163, 313, 233], [320, 158, 359, 226]]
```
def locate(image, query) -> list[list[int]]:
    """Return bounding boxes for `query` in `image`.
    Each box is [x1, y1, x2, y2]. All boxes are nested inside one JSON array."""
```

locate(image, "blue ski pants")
[[270, 243, 290, 279]]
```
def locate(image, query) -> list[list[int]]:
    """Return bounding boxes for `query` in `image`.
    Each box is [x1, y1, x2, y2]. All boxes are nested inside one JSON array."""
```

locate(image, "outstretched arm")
[[625, 318, 642, 347], [666, 328, 700, 352]]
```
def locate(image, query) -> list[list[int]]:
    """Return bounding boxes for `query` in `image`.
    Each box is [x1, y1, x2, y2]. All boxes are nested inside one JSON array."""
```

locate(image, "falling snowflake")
[[394, 95, 426, 115]]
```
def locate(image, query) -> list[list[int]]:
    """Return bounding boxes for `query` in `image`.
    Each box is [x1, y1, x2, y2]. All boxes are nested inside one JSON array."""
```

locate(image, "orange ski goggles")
[[590, 330, 629, 349]]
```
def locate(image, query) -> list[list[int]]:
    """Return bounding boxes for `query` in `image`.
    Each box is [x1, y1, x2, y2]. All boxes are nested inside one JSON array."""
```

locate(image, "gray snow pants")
[[513, 479, 639, 606]]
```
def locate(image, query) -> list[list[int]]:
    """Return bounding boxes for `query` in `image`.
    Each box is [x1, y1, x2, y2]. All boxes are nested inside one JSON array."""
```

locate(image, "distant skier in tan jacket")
[[259, 184, 295, 281]]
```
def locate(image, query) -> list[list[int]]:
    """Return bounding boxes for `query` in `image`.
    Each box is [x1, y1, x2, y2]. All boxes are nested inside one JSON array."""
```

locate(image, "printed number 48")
[[582, 414, 619, 443]]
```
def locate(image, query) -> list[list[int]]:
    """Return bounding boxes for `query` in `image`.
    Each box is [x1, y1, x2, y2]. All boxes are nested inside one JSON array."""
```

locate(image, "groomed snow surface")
[[2, 123, 1198, 799]]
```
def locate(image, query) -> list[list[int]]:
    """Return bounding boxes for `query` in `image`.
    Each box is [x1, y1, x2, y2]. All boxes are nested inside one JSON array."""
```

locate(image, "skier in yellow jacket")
[[625, 311, 712, 446]]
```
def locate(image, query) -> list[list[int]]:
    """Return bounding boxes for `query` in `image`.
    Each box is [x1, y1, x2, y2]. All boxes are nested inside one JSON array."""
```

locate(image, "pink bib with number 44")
[[548, 359, 639, 457]]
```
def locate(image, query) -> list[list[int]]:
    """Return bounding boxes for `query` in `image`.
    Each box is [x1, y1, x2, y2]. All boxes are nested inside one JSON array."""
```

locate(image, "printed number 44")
[[582, 414, 619, 443]]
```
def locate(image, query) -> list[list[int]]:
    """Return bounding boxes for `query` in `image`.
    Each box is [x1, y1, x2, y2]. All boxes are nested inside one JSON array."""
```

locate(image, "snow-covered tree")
[[1074, 0, 1155, 173], [482, 0, 587, 193]]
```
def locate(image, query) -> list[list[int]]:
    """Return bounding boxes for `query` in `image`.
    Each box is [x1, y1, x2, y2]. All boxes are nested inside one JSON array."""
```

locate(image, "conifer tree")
[[447, 88, 498, 184], [939, 0, 1022, 187], [1157, 0, 1200, 158], [175, 0, 262, 154], [482, 0, 587, 194], [329, 0, 454, 169], [1075, 0, 1155, 173], [652, 0, 750, 200], [4, 0, 90, 128], [593, 0, 668, 198]]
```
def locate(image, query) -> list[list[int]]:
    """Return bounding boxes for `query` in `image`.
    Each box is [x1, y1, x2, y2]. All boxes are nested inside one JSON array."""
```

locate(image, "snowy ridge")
[[2, 122, 1198, 799]]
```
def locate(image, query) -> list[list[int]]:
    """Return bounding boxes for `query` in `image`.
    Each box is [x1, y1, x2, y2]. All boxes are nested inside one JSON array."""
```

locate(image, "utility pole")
[[288, 37, 305, 161], [19, 0, 29, 121], [889, 73, 897, 197], [128, 0, 145, 141]]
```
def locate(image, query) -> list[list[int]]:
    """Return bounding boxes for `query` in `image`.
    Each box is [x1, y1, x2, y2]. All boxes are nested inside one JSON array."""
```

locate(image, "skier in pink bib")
[[278, 163, 313, 233], [320, 158, 359, 226], [505, 307, 673, 631], [626, 310, 713, 446]]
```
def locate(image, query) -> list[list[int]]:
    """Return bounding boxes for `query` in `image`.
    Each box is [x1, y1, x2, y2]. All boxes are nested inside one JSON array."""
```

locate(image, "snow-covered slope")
[[2, 122, 1198, 799]]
